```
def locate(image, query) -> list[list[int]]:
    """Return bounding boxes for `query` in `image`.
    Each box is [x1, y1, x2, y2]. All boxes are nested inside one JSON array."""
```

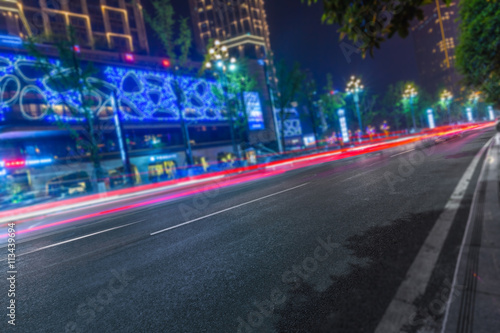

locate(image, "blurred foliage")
[[320, 74, 346, 129], [379, 81, 422, 129], [456, 0, 500, 106], [300, 75, 321, 147], [142, 0, 192, 68], [210, 63, 258, 147], [273, 60, 306, 151], [302, 0, 451, 57]]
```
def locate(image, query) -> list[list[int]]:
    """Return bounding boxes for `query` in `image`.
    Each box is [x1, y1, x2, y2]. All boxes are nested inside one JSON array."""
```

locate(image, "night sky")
[[152, 0, 420, 95]]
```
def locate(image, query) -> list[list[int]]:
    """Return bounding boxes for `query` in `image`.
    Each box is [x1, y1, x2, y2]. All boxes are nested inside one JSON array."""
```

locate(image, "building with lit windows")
[[0, 0, 149, 53], [188, 0, 272, 58], [411, 1, 461, 95], [188, 0, 280, 150], [0, 1, 276, 207]]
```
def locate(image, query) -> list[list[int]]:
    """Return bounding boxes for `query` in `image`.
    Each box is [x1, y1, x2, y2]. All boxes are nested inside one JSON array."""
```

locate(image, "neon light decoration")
[[5, 160, 26, 168], [466, 107, 473, 122], [0, 53, 229, 124], [338, 109, 349, 143], [488, 106, 495, 121], [277, 108, 302, 138], [427, 109, 435, 129]]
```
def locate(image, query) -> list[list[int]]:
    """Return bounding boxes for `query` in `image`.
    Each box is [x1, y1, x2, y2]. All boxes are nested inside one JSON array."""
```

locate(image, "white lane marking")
[[440, 133, 498, 333], [150, 183, 310, 236], [390, 148, 416, 158], [340, 168, 381, 183], [27, 220, 48, 229], [375, 137, 493, 333], [4, 220, 145, 259]]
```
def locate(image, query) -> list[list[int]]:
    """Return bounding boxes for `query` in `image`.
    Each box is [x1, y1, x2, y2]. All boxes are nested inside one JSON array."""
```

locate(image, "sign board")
[[427, 109, 435, 129], [338, 109, 349, 143], [244, 92, 265, 130]]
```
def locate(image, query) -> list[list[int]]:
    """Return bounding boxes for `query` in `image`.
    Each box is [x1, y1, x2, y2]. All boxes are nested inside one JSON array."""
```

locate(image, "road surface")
[[1, 127, 494, 333]]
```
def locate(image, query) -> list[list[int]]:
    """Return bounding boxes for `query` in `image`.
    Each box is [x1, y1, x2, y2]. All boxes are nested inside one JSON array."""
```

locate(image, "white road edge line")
[[390, 148, 416, 158], [440, 133, 498, 333], [374, 137, 493, 333], [8, 220, 145, 259], [150, 183, 310, 236]]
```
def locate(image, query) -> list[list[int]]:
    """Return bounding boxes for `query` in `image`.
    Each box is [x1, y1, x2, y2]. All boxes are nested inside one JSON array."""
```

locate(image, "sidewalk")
[[443, 132, 500, 332]]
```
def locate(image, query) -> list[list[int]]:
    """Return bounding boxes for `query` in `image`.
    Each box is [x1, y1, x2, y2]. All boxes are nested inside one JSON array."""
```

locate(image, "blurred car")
[[46, 171, 92, 197], [108, 164, 141, 188]]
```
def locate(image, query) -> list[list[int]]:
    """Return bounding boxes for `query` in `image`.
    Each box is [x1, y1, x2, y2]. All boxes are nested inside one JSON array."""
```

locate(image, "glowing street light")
[[402, 84, 418, 131], [440, 89, 453, 124], [346, 76, 364, 136]]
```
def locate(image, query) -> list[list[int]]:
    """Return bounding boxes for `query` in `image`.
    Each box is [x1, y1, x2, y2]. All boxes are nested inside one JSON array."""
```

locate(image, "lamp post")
[[440, 89, 453, 124], [346, 76, 364, 135], [403, 84, 418, 131], [468, 91, 480, 121], [206, 40, 239, 159]]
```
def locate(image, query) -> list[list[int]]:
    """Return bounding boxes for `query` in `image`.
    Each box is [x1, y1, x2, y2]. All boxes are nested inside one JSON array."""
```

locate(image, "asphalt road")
[[1, 128, 495, 333]]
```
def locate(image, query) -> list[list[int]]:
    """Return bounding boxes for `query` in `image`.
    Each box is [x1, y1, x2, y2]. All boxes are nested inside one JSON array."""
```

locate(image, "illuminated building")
[[0, 1, 276, 203], [0, 0, 149, 53], [188, 0, 272, 58], [411, 1, 461, 95], [0, 52, 266, 197], [188, 0, 279, 150]]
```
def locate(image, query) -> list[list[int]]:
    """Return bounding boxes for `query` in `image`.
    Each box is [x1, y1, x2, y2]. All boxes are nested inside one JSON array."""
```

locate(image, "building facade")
[[188, 0, 272, 58], [411, 1, 461, 95], [0, 0, 149, 53], [188, 0, 280, 150], [0, 1, 276, 206]]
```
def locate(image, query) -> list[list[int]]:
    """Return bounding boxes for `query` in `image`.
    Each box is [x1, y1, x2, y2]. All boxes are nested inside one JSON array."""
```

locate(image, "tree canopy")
[[302, 0, 451, 57], [455, 0, 500, 106]]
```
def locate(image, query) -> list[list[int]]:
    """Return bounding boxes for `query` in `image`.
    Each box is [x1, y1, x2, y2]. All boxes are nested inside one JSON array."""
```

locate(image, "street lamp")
[[346, 76, 364, 136], [206, 40, 239, 159], [402, 84, 418, 131], [468, 91, 480, 121], [440, 89, 453, 124]]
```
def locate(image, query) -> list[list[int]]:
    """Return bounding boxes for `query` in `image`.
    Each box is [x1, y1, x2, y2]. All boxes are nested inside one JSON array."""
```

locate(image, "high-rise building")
[[188, 0, 272, 59], [188, 0, 279, 149], [0, 0, 149, 53], [411, 1, 461, 95]]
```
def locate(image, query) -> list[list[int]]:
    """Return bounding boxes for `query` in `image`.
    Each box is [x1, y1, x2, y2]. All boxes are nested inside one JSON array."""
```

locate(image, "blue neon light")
[[0, 53, 231, 124]]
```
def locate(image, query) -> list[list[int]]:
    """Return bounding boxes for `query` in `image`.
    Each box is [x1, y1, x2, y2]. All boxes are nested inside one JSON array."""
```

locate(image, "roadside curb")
[[442, 132, 500, 332]]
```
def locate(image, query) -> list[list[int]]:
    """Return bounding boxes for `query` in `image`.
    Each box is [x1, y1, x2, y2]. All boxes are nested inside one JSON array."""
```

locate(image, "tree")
[[209, 65, 258, 152], [379, 81, 419, 130], [302, 0, 451, 57], [319, 74, 345, 134], [300, 75, 321, 149], [456, 0, 500, 106], [359, 93, 379, 128], [25, 27, 107, 191], [143, 0, 195, 166], [228, 70, 258, 150], [273, 61, 305, 152]]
